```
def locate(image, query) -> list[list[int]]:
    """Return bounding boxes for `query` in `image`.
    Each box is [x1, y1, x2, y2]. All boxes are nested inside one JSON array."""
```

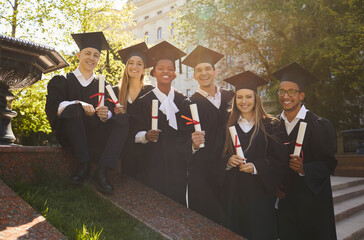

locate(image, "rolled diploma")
[[105, 85, 121, 107], [293, 122, 307, 156], [229, 126, 246, 163], [151, 99, 158, 130], [98, 75, 105, 107], [190, 104, 204, 148]]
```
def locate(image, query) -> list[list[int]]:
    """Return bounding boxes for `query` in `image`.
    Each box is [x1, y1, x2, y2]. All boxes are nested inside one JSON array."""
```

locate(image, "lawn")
[[8, 174, 165, 240]]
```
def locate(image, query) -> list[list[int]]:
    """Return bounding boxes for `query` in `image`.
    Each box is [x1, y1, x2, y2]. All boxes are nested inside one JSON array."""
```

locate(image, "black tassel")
[[106, 50, 110, 72], [179, 58, 182, 74]]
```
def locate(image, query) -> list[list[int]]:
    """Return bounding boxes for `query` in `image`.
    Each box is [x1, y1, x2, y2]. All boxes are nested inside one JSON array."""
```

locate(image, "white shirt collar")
[[73, 68, 96, 87], [281, 105, 308, 135], [238, 116, 255, 133], [153, 87, 179, 130], [196, 86, 221, 109]]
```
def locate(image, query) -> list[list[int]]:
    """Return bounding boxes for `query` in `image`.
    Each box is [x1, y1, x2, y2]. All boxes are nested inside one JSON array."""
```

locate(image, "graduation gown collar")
[[153, 87, 179, 130]]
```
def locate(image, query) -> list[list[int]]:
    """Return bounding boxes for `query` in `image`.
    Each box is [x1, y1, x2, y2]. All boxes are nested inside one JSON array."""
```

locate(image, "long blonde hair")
[[118, 58, 146, 113], [223, 91, 275, 156]]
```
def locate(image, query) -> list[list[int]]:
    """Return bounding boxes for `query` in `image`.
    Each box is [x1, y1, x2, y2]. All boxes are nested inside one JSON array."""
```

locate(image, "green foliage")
[[9, 175, 165, 240], [174, 0, 364, 130], [1, 0, 138, 144]]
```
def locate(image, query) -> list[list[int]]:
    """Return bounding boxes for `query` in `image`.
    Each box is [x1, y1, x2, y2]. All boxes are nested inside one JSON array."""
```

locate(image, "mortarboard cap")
[[272, 62, 319, 90], [224, 71, 267, 92], [118, 42, 148, 66], [145, 41, 186, 73], [182, 45, 224, 69], [71, 32, 110, 52]]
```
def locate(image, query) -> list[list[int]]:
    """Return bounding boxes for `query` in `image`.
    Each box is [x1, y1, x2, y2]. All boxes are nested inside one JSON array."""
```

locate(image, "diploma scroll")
[[105, 85, 121, 107], [190, 104, 204, 148], [229, 126, 246, 164], [98, 75, 105, 107], [151, 99, 158, 130], [293, 122, 307, 156]]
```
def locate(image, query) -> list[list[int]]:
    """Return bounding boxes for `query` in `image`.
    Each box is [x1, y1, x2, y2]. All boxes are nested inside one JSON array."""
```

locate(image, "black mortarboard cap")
[[71, 32, 110, 52], [118, 42, 148, 65], [224, 71, 267, 92], [182, 45, 224, 68], [145, 41, 186, 73], [272, 62, 319, 90]]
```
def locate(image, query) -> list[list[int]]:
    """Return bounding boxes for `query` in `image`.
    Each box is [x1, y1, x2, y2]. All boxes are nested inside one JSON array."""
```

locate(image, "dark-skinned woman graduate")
[[221, 71, 287, 239]]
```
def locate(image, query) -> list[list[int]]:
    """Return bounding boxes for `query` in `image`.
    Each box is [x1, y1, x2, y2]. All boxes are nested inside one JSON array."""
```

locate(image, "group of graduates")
[[45, 31, 338, 240]]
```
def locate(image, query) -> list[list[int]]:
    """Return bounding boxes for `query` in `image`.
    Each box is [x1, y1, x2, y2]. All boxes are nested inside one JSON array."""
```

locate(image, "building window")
[[145, 16, 149, 20], [170, 23, 174, 36], [157, 10, 162, 15], [186, 66, 192, 78], [145, 32, 149, 43], [157, 27, 162, 40], [186, 89, 191, 97]]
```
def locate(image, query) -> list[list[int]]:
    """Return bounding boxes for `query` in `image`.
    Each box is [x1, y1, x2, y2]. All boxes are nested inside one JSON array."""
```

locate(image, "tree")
[[173, 0, 363, 130], [1, 0, 136, 145]]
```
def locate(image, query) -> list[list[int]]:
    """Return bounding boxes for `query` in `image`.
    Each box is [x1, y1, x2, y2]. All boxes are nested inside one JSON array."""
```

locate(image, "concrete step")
[[331, 176, 364, 191], [336, 210, 364, 240], [334, 194, 364, 222], [333, 184, 364, 204]]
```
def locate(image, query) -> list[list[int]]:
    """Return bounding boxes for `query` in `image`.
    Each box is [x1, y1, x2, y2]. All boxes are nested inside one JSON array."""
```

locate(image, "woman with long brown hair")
[[222, 71, 287, 240], [116, 42, 154, 178]]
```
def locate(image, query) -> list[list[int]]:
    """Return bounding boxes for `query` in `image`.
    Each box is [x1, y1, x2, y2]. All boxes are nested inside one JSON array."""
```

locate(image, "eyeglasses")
[[278, 89, 302, 97]]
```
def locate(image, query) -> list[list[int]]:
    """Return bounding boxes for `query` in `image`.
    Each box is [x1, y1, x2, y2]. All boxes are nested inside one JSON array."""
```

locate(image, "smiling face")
[[153, 59, 177, 87], [77, 47, 100, 73], [235, 89, 255, 119], [127, 56, 145, 79], [193, 62, 216, 90], [279, 81, 305, 113]]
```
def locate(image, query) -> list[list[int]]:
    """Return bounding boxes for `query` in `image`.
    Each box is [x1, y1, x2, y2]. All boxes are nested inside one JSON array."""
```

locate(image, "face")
[[153, 59, 176, 86], [127, 56, 145, 79], [77, 47, 100, 72], [193, 63, 216, 89], [235, 89, 255, 117], [278, 81, 305, 112]]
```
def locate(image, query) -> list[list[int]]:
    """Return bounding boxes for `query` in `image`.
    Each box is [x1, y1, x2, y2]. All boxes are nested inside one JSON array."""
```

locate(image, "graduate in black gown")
[[133, 41, 192, 206], [222, 71, 287, 240], [114, 42, 154, 179], [273, 62, 337, 240], [181, 45, 234, 224], [45, 32, 129, 194]]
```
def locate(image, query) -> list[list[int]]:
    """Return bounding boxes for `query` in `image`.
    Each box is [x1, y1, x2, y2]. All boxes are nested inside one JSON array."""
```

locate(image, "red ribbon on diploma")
[[295, 143, 302, 147], [107, 98, 120, 106], [234, 135, 241, 149], [181, 115, 200, 125], [90, 92, 105, 107]]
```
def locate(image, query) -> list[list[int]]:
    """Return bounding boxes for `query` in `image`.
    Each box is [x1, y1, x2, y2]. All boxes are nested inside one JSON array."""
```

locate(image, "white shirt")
[[57, 68, 111, 120], [196, 86, 221, 109], [238, 116, 255, 133], [280, 105, 308, 135]]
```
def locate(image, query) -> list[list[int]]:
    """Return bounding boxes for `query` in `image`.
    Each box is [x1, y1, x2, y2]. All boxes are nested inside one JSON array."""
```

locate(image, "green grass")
[[8, 174, 165, 240]]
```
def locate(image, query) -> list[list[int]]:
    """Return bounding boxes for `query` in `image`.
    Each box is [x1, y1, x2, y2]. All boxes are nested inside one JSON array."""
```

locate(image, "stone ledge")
[[99, 176, 245, 240], [335, 155, 364, 177], [0, 180, 67, 239]]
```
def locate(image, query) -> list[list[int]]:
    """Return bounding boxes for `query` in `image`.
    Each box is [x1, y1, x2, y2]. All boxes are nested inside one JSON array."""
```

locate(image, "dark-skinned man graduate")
[[182, 46, 234, 224], [274, 62, 337, 240], [45, 32, 129, 194]]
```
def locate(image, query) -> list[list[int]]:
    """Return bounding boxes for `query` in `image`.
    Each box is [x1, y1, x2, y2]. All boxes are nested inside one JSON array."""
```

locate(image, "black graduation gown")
[[133, 90, 193, 206], [116, 84, 155, 178], [223, 119, 287, 240], [188, 89, 234, 224], [277, 110, 337, 240], [45, 73, 129, 168]]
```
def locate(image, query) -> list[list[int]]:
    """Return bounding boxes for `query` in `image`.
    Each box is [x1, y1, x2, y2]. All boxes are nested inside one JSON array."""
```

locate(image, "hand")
[[289, 154, 305, 175], [79, 101, 95, 116], [146, 129, 161, 142], [114, 105, 125, 114], [239, 162, 254, 173], [191, 131, 205, 150], [227, 155, 245, 168], [275, 184, 286, 199], [96, 106, 109, 121]]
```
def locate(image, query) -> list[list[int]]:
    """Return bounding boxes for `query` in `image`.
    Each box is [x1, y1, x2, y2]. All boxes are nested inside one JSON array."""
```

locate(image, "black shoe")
[[70, 162, 90, 185], [92, 167, 113, 194]]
